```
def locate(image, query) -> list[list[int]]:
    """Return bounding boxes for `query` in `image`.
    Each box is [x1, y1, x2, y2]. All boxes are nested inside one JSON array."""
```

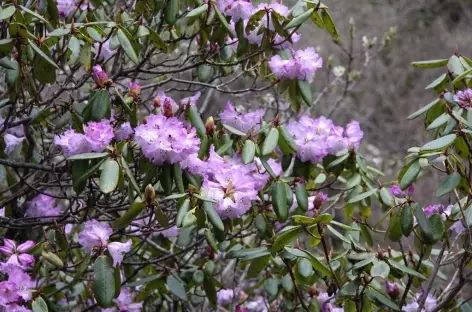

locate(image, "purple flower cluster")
[[102, 288, 143, 312], [287, 116, 363, 163], [317, 292, 344, 312], [182, 147, 281, 219], [25, 193, 61, 218], [54, 119, 114, 157], [0, 243, 36, 311], [78, 220, 132, 267], [219, 101, 265, 133], [402, 291, 437, 312], [390, 184, 414, 198], [269, 48, 323, 81], [454, 89, 472, 110], [0, 115, 25, 155], [135, 114, 200, 165]]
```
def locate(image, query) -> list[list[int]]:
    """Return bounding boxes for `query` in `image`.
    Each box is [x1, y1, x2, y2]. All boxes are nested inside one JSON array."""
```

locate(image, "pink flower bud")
[[92, 65, 109, 88], [128, 81, 141, 99]]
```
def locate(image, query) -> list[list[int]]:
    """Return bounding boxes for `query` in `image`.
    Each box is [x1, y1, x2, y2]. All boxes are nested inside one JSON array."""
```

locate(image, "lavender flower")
[[158, 226, 180, 238], [0, 239, 35, 269], [54, 129, 90, 157], [390, 184, 414, 198], [102, 288, 143, 312], [115, 122, 134, 141], [385, 281, 400, 299], [180, 92, 201, 108], [57, 0, 77, 17], [134, 115, 200, 165], [25, 194, 61, 218], [423, 204, 444, 216], [78, 220, 131, 267], [269, 48, 323, 81], [454, 89, 472, 109], [217, 289, 234, 305], [84, 120, 114, 152], [225, 0, 254, 22], [219, 101, 264, 133], [3, 134, 25, 154], [94, 40, 117, 61]]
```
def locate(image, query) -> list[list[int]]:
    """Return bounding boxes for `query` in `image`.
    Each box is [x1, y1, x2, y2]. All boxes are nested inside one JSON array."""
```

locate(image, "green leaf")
[[166, 275, 187, 301], [203, 275, 217, 306], [436, 172, 460, 197], [352, 254, 375, 270], [386, 212, 402, 242], [330, 220, 360, 231], [452, 67, 472, 86], [32, 297, 48, 312], [247, 255, 271, 278], [176, 198, 191, 227], [48, 28, 71, 37], [124, 274, 162, 287], [255, 214, 267, 233], [297, 258, 313, 277], [154, 202, 169, 228], [281, 274, 294, 292], [272, 226, 301, 251], [278, 126, 298, 152], [425, 73, 447, 90], [295, 182, 308, 212], [368, 288, 400, 311], [164, 0, 179, 25], [401, 206, 414, 237], [226, 247, 270, 260], [414, 204, 433, 242], [202, 201, 224, 231], [192, 270, 204, 284], [0, 6, 16, 20], [466, 207, 472, 227], [197, 64, 213, 82], [264, 278, 279, 297], [173, 163, 185, 193], [327, 225, 350, 244], [83, 89, 111, 122], [272, 181, 288, 222], [399, 159, 421, 190], [119, 158, 141, 194], [87, 27, 102, 42], [359, 224, 373, 247], [99, 159, 120, 194], [347, 188, 377, 204], [147, 27, 167, 52], [113, 201, 146, 229], [429, 214, 445, 243], [187, 3, 208, 17], [285, 8, 314, 29], [426, 113, 450, 130], [159, 164, 173, 195], [387, 260, 427, 280], [214, 8, 234, 37], [223, 124, 246, 136], [242, 140, 256, 164], [117, 29, 139, 64], [320, 9, 339, 40], [411, 59, 448, 68], [93, 255, 115, 307], [370, 261, 390, 278], [286, 247, 332, 277], [448, 55, 464, 76], [68, 152, 108, 160], [28, 40, 60, 69], [408, 99, 441, 120], [187, 105, 206, 137], [261, 128, 280, 155]]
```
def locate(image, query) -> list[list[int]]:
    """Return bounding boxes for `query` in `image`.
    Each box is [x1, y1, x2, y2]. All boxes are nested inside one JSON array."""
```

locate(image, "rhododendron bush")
[[0, 0, 470, 310]]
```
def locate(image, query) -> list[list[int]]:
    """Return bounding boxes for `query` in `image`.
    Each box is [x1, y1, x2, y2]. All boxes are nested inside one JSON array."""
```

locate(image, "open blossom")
[[57, 0, 77, 17], [318, 292, 343, 312], [203, 170, 259, 220], [102, 289, 143, 312], [454, 89, 472, 109], [269, 48, 323, 81], [92, 65, 109, 88], [402, 291, 437, 312], [158, 226, 180, 238], [78, 220, 131, 267], [274, 33, 302, 49], [219, 101, 264, 133], [25, 194, 61, 218], [0, 239, 35, 268], [135, 114, 200, 165], [423, 204, 444, 216], [180, 92, 201, 108], [225, 0, 254, 21], [0, 265, 35, 305], [115, 122, 134, 141], [3, 134, 25, 154], [217, 289, 234, 305], [254, 2, 289, 30], [84, 120, 114, 151], [54, 129, 90, 157], [385, 281, 400, 299], [287, 115, 363, 163], [94, 40, 117, 61]]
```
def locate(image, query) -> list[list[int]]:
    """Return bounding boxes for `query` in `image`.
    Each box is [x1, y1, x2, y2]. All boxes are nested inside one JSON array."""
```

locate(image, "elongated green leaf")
[[99, 159, 120, 194], [352, 255, 375, 270], [399, 159, 421, 190], [436, 172, 460, 197], [401, 206, 414, 237], [427, 113, 450, 130], [124, 274, 162, 287], [386, 212, 402, 242], [202, 201, 224, 231], [176, 198, 190, 227], [32, 297, 48, 312], [68, 152, 108, 160], [388, 260, 427, 280], [429, 214, 445, 243], [285, 8, 314, 29], [297, 258, 313, 277], [83, 89, 111, 122], [272, 226, 301, 251], [164, 0, 179, 25], [272, 181, 288, 221], [414, 204, 433, 242], [187, 3, 208, 17], [448, 55, 464, 76], [117, 29, 139, 64], [347, 188, 377, 204], [370, 261, 390, 278], [411, 59, 448, 68], [425, 73, 447, 90], [28, 39, 60, 69], [320, 9, 339, 39], [119, 158, 141, 194], [226, 247, 270, 259], [187, 106, 206, 137], [0, 6, 16, 20], [242, 140, 256, 164], [173, 163, 185, 193], [113, 201, 146, 229], [295, 182, 308, 212], [452, 67, 472, 86], [215, 8, 234, 37], [408, 99, 440, 120], [93, 256, 115, 307], [278, 126, 298, 152], [203, 276, 217, 305], [368, 288, 400, 311], [166, 275, 187, 301], [223, 124, 246, 136], [261, 128, 279, 155]]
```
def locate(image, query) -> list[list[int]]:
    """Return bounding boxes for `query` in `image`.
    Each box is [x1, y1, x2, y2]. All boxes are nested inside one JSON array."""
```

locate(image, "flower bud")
[[385, 281, 400, 299], [205, 117, 215, 135], [128, 81, 141, 99], [144, 184, 156, 204], [153, 96, 161, 108], [163, 99, 174, 118], [313, 192, 328, 210], [308, 284, 318, 297], [92, 65, 109, 88]]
